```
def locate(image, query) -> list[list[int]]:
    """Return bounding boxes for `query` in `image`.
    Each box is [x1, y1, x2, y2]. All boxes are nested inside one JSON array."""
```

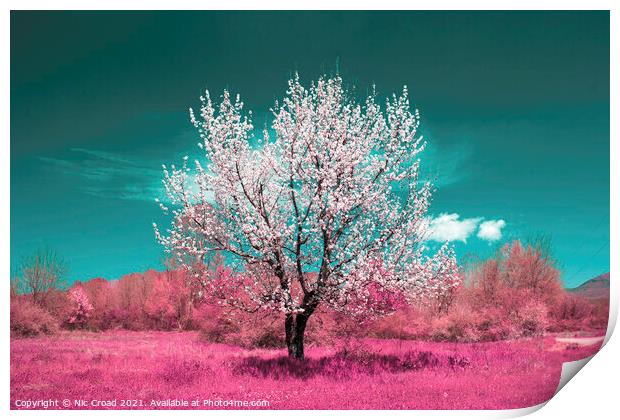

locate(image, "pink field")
[[11, 331, 601, 410]]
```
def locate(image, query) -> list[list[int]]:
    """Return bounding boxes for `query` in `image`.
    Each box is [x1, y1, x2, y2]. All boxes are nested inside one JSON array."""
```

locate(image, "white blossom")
[[155, 74, 460, 317]]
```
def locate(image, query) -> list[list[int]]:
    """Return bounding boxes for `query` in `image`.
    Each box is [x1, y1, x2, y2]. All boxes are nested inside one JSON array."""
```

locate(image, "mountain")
[[567, 272, 610, 300]]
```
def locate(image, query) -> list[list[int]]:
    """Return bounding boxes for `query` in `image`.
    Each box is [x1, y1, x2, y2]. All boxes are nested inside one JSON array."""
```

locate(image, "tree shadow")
[[233, 349, 455, 380]]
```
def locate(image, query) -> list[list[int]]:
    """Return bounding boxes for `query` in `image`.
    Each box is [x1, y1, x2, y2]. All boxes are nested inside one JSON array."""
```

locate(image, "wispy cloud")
[[420, 141, 473, 188], [39, 148, 163, 201]]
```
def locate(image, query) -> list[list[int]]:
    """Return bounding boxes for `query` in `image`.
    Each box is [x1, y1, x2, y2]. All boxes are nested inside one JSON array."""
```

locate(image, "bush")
[[40, 288, 69, 319], [10, 299, 59, 337], [430, 306, 478, 342], [547, 294, 609, 333], [588, 298, 610, 330], [197, 304, 239, 343], [364, 306, 429, 340], [249, 322, 284, 348], [197, 304, 284, 348], [222, 316, 284, 349], [515, 300, 548, 337], [473, 307, 516, 341]]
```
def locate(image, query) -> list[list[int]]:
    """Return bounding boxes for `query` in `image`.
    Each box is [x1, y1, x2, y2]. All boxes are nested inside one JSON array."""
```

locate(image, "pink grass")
[[11, 331, 601, 410]]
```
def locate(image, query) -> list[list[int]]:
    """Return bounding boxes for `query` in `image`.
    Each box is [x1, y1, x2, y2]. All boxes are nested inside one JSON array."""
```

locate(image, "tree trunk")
[[285, 312, 311, 360]]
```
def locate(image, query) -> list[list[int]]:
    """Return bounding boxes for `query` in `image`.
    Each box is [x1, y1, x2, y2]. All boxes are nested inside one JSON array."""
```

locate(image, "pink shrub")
[[10, 299, 59, 337], [196, 304, 236, 342], [588, 298, 610, 330], [470, 306, 516, 341], [501, 241, 564, 306], [364, 305, 436, 340], [515, 300, 549, 337], [40, 288, 70, 319], [548, 294, 608, 333], [430, 305, 478, 342], [554, 294, 593, 320], [198, 304, 285, 349]]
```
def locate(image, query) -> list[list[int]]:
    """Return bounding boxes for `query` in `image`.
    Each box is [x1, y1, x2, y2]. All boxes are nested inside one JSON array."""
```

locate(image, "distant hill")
[[567, 272, 610, 300]]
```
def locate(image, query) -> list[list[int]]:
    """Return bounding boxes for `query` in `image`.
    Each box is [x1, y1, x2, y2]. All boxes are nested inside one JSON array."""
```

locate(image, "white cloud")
[[477, 219, 506, 242], [425, 213, 482, 243]]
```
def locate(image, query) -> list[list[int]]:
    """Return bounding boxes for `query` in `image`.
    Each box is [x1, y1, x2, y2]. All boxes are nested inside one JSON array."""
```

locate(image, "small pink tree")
[[155, 74, 460, 359], [66, 286, 94, 329]]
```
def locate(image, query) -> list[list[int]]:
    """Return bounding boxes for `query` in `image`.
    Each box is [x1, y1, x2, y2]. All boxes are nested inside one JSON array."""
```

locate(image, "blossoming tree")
[[155, 74, 460, 359], [66, 286, 94, 329]]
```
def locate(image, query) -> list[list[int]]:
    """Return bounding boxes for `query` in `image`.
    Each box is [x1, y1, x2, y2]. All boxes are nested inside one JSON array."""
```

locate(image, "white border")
[[2, 3, 616, 420]]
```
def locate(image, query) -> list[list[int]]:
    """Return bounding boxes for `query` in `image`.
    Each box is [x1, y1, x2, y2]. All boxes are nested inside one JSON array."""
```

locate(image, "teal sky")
[[11, 11, 609, 287]]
